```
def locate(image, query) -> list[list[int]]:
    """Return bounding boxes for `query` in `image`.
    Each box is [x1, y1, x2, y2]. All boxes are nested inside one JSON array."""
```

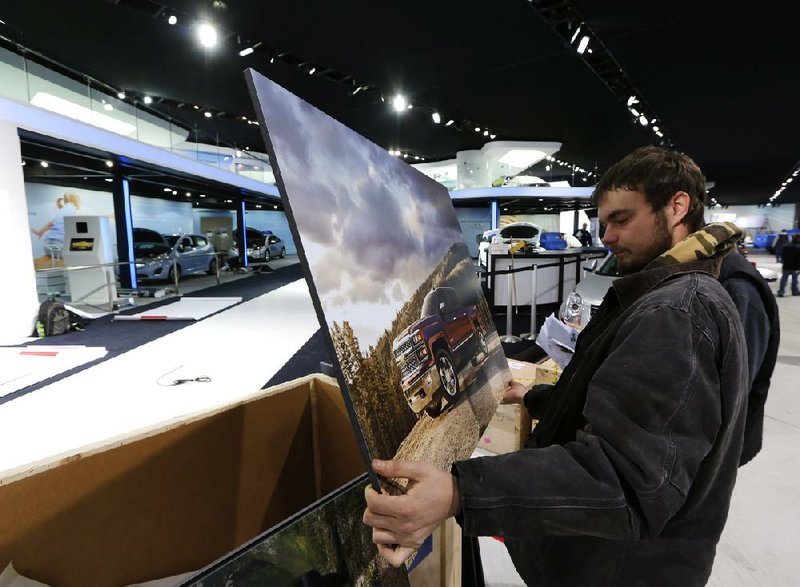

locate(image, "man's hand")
[[502, 380, 530, 405], [363, 459, 461, 567]]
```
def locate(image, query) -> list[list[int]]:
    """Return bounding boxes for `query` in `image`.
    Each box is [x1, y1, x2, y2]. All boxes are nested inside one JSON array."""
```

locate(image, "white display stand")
[[62, 215, 117, 306]]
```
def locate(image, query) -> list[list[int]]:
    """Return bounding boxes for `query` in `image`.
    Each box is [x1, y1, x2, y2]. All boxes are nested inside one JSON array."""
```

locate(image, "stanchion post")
[[500, 265, 522, 343], [215, 253, 221, 286], [172, 258, 180, 295], [521, 264, 538, 340], [105, 268, 114, 312]]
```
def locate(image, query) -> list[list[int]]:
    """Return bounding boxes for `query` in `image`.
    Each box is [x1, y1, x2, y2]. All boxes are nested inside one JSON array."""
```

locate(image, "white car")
[[477, 222, 543, 266]]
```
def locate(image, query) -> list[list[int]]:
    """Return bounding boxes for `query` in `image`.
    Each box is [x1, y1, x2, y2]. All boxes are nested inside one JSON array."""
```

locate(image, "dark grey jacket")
[[453, 257, 748, 586]]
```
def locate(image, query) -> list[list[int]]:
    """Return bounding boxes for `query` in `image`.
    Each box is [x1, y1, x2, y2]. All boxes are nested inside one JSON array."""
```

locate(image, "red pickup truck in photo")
[[392, 287, 489, 418]]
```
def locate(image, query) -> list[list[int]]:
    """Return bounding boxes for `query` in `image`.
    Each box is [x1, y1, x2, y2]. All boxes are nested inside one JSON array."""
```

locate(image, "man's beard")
[[618, 211, 674, 275]]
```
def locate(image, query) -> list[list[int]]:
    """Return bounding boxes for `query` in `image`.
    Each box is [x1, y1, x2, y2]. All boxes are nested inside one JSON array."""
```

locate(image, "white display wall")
[[455, 207, 491, 257], [244, 209, 296, 254], [706, 204, 797, 235]]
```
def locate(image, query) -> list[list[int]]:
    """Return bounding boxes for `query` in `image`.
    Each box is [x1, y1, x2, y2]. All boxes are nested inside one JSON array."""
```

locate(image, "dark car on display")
[[133, 228, 217, 281], [392, 287, 488, 418]]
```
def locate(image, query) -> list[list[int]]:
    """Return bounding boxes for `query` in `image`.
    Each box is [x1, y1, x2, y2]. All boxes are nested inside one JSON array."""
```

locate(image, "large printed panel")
[[179, 475, 409, 586], [247, 70, 511, 491]]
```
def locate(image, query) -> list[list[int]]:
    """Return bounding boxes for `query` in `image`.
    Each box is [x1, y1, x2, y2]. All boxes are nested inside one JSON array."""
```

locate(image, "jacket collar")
[[610, 222, 741, 310]]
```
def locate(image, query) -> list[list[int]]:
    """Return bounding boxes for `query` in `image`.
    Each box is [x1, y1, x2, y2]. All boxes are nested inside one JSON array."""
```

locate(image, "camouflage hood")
[[649, 221, 743, 269]]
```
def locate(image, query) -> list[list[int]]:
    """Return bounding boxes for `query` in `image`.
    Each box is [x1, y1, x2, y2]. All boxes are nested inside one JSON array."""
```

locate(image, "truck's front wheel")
[[436, 350, 459, 399]]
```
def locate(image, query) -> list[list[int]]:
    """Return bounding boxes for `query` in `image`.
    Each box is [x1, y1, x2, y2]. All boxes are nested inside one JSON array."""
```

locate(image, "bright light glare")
[[432, 112, 441, 124], [31, 92, 136, 135], [143, 95, 153, 104], [168, 15, 177, 25], [391, 94, 407, 112], [577, 36, 590, 54], [498, 149, 547, 169], [239, 47, 254, 57], [197, 23, 218, 49]]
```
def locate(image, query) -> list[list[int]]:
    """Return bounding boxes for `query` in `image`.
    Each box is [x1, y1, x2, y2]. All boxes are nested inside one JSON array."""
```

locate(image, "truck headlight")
[[413, 331, 423, 344]]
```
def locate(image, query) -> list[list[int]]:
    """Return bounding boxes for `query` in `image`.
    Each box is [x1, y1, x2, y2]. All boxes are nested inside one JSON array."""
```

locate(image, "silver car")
[[134, 229, 217, 281], [560, 254, 619, 328]]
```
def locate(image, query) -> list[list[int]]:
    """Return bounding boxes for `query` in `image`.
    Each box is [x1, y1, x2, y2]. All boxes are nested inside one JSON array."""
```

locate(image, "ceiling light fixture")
[[204, 111, 212, 118], [391, 94, 407, 112], [239, 47, 254, 57], [200, 194, 206, 198], [490, 134, 497, 139], [172, 190, 178, 195], [40, 161, 48, 168], [570, 26, 583, 44], [273, 205, 278, 209], [627, 96, 639, 106], [143, 95, 153, 104], [474, 127, 481, 132], [117, 91, 126, 100], [163, 188, 171, 192], [186, 192, 191, 196], [105, 160, 113, 168], [308, 67, 316, 75], [104, 178, 113, 182], [432, 112, 441, 124], [639, 115, 649, 126], [445, 119, 454, 127], [168, 15, 177, 25], [197, 23, 218, 49], [577, 36, 590, 55]]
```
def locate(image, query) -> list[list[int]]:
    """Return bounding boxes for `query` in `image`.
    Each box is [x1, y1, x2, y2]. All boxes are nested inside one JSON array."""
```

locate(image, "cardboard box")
[[479, 358, 563, 453], [0, 374, 459, 586]]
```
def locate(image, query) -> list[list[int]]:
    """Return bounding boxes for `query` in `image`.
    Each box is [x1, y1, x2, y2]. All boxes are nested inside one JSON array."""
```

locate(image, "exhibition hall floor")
[[1, 252, 797, 584]]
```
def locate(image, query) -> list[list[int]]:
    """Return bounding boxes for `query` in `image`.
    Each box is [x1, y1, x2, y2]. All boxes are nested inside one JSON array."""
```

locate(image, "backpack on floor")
[[37, 299, 72, 336]]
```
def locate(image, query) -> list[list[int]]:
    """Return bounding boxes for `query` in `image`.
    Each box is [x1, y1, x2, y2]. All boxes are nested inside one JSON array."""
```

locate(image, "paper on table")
[[535, 313, 580, 369]]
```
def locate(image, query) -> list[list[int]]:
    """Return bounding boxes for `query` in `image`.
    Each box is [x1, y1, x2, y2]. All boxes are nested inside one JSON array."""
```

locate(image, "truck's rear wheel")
[[436, 350, 459, 399]]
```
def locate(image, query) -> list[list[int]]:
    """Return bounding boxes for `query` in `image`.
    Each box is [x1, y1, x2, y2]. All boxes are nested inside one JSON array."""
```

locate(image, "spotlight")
[[143, 95, 153, 104], [197, 23, 218, 49], [483, 130, 489, 136], [391, 94, 407, 112], [273, 205, 278, 209], [639, 115, 649, 126], [163, 187, 172, 192], [490, 134, 496, 139], [40, 161, 48, 168], [445, 119, 454, 126], [627, 96, 639, 106], [204, 111, 212, 118], [570, 26, 582, 44], [407, 103, 413, 109], [432, 112, 441, 124], [200, 194, 206, 198], [308, 67, 316, 75], [352, 85, 365, 95], [186, 192, 191, 196], [104, 178, 113, 182], [168, 15, 177, 25], [117, 91, 126, 100], [239, 47, 255, 57], [577, 36, 590, 54], [105, 160, 113, 168], [172, 190, 178, 195]]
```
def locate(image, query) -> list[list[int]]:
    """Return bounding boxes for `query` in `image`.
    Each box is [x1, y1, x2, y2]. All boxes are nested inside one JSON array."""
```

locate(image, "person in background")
[[718, 245, 780, 465], [777, 233, 800, 297], [574, 222, 593, 247], [363, 146, 749, 586], [772, 229, 789, 263], [32, 193, 81, 260]]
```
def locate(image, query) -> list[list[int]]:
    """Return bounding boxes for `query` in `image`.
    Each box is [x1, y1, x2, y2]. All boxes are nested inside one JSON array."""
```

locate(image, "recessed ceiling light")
[[639, 115, 649, 126], [239, 47, 255, 57], [483, 130, 489, 136], [273, 205, 278, 209], [197, 23, 218, 49], [577, 36, 590, 54], [204, 111, 212, 118], [143, 96, 153, 104], [186, 192, 191, 196], [432, 112, 441, 124], [105, 160, 113, 167], [168, 15, 177, 25], [104, 178, 113, 182], [490, 134, 496, 139], [40, 161, 48, 168], [474, 127, 481, 132], [308, 67, 316, 75], [200, 194, 206, 198], [445, 119, 454, 126], [117, 91, 126, 100], [391, 94, 407, 112], [163, 187, 171, 192], [172, 190, 177, 195]]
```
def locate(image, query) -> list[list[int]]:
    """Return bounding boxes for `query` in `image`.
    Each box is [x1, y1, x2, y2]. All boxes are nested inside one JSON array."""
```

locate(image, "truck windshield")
[[420, 290, 438, 318]]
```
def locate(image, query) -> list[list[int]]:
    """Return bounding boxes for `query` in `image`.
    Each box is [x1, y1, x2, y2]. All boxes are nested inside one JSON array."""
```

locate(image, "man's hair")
[[593, 146, 706, 232]]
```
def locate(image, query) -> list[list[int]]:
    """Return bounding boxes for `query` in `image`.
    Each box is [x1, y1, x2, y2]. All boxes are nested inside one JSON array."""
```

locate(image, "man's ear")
[[668, 191, 691, 226]]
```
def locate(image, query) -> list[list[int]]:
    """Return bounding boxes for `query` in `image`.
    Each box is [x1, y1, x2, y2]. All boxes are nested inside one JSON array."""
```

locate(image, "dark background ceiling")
[[2, 0, 799, 206]]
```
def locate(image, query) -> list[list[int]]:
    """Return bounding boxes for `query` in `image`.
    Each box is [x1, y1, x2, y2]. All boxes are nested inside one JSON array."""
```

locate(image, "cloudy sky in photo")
[[249, 71, 465, 350]]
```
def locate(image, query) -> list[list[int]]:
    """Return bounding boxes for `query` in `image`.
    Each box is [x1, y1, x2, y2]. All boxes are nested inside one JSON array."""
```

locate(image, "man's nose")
[[601, 228, 617, 246]]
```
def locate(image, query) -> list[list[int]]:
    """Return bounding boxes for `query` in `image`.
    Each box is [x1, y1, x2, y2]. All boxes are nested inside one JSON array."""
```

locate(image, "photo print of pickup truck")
[[248, 71, 511, 492]]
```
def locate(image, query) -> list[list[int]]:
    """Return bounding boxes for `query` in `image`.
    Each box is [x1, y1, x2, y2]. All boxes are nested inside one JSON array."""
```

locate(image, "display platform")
[[112, 296, 242, 321], [0, 345, 108, 398], [485, 247, 607, 308]]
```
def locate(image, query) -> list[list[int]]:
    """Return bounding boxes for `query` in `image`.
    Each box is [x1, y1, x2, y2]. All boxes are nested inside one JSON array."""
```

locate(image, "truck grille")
[[395, 338, 414, 357], [401, 355, 420, 379]]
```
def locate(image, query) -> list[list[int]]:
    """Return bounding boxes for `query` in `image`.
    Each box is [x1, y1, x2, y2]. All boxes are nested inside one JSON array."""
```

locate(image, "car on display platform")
[[228, 228, 286, 267], [133, 228, 217, 281], [392, 286, 489, 418], [477, 221, 543, 266]]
